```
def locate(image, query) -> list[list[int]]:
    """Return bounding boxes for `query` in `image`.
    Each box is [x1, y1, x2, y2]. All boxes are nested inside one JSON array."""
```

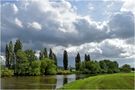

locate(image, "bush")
[[46, 64, 57, 75], [41, 58, 57, 75], [1, 68, 14, 77], [57, 69, 71, 74]]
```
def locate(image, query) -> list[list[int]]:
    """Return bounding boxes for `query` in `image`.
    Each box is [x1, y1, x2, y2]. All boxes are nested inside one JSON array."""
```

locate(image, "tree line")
[[2, 39, 132, 77]]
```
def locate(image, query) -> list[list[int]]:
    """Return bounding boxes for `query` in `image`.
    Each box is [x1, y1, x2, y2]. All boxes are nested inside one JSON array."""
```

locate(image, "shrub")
[[1, 68, 14, 77]]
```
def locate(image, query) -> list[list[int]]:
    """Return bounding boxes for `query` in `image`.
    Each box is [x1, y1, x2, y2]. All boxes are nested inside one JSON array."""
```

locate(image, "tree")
[[120, 64, 131, 72], [16, 50, 29, 75], [85, 54, 90, 62], [85, 54, 88, 61], [40, 59, 47, 74], [14, 39, 22, 65], [5, 44, 9, 68], [14, 39, 22, 54], [25, 49, 37, 63], [43, 48, 48, 58], [53, 53, 57, 66], [63, 50, 68, 70], [75, 53, 81, 71], [40, 58, 57, 75], [101, 60, 119, 73], [8, 41, 14, 68], [29, 60, 41, 76], [87, 55, 91, 61], [39, 50, 44, 60], [99, 61, 108, 73], [39, 48, 48, 60], [49, 48, 53, 59]]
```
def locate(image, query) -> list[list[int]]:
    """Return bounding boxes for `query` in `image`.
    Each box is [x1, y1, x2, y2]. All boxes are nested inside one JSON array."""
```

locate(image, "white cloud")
[[15, 18, 23, 28], [12, 4, 18, 14], [0, 55, 5, 65], [121, 0, 135, 14], [28, 22, 42, 30], [53, 38, 135, 60]]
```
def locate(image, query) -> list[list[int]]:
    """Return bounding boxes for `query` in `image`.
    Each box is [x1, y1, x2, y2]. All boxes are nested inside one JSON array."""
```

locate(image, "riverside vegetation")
[[1, 39, 132, 77]]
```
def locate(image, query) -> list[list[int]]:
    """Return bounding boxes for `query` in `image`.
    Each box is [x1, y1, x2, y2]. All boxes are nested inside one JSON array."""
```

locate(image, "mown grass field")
[[60, 73, 134, 89]]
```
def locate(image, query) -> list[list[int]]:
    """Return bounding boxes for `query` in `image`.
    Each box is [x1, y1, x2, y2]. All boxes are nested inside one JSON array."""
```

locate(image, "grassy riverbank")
[[60, 73, 134, 89]]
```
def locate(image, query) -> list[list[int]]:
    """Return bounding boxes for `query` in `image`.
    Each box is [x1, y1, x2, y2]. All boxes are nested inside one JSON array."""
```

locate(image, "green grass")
[[60, 73, 134, 89]]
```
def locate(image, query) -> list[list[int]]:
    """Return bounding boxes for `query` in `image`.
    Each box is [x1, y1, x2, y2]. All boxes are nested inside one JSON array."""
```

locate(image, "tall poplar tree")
[[49, 48, 53, 59], [5, 44, 9, 68], [75, 52, 81, 70], [8, 41, 14, 68], [63, 50, 68, 70]]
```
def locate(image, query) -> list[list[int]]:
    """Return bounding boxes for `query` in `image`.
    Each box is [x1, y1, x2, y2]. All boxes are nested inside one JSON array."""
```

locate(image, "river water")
[[1, 74, 89, 89]]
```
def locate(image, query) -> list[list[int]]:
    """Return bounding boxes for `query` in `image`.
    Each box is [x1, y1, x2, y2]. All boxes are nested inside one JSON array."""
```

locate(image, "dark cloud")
[[108, 12, 134, 38]]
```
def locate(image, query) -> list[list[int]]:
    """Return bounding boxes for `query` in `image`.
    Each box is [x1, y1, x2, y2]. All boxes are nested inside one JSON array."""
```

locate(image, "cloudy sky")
[[1, 0, 135, 67]]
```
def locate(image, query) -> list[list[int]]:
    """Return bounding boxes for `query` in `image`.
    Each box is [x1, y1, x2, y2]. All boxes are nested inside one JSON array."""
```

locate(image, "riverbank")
[[60, 72, 134, 89]]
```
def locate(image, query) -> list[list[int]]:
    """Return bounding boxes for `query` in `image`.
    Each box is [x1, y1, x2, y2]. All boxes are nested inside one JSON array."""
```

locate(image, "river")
[[1, 74, 89, 89]]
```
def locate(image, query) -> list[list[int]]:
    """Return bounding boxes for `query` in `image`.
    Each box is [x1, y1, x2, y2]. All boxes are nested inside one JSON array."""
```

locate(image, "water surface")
[[1, 74, 89, 89]]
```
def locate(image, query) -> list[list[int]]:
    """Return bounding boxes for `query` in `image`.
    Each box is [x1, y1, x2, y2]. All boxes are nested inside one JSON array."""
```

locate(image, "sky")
[[1, 0, 135, 67]]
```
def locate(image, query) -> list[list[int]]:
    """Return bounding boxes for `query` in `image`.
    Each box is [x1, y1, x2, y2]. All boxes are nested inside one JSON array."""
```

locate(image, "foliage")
[[40, 60, 47, 75], [5, 41, 14, 69], [14, 39, 22, 54], [16, 50, 29, 75], [1, 68, 14, 77], [99, 61, 108, 73], [57, 69, 71, 74], [25, 49, 37, 62], [40, 58, 57, 75], [120, 64, 131, 73], [39, 48, 48, 60], [29, 60, 41, 76], [98, 60, 120, 73]]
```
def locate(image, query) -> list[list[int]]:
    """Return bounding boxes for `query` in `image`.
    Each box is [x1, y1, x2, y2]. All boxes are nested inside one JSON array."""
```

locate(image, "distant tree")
[[131, 67, 135, 71], [87, 55, 91, 61], [39, 50, 44, 60], [120, 64, 131, 73], [14, 39, 22, 54], [99, 61, 108, 73], [80, 61, 85, 71], [39, 48, 48, 60], [49, 48, 53, 59], [53, 53, 57, 66], [102, 60, 119, 73], [8, 41, 14, 68], [5, 44, 9, 68], [85, 54, 90, 61], [43, 48, 48, 58], [75, 52, 81, 71], [14, 39, 22, 64], [63, 50, 68, 70], [85, 54, 88, 61]]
